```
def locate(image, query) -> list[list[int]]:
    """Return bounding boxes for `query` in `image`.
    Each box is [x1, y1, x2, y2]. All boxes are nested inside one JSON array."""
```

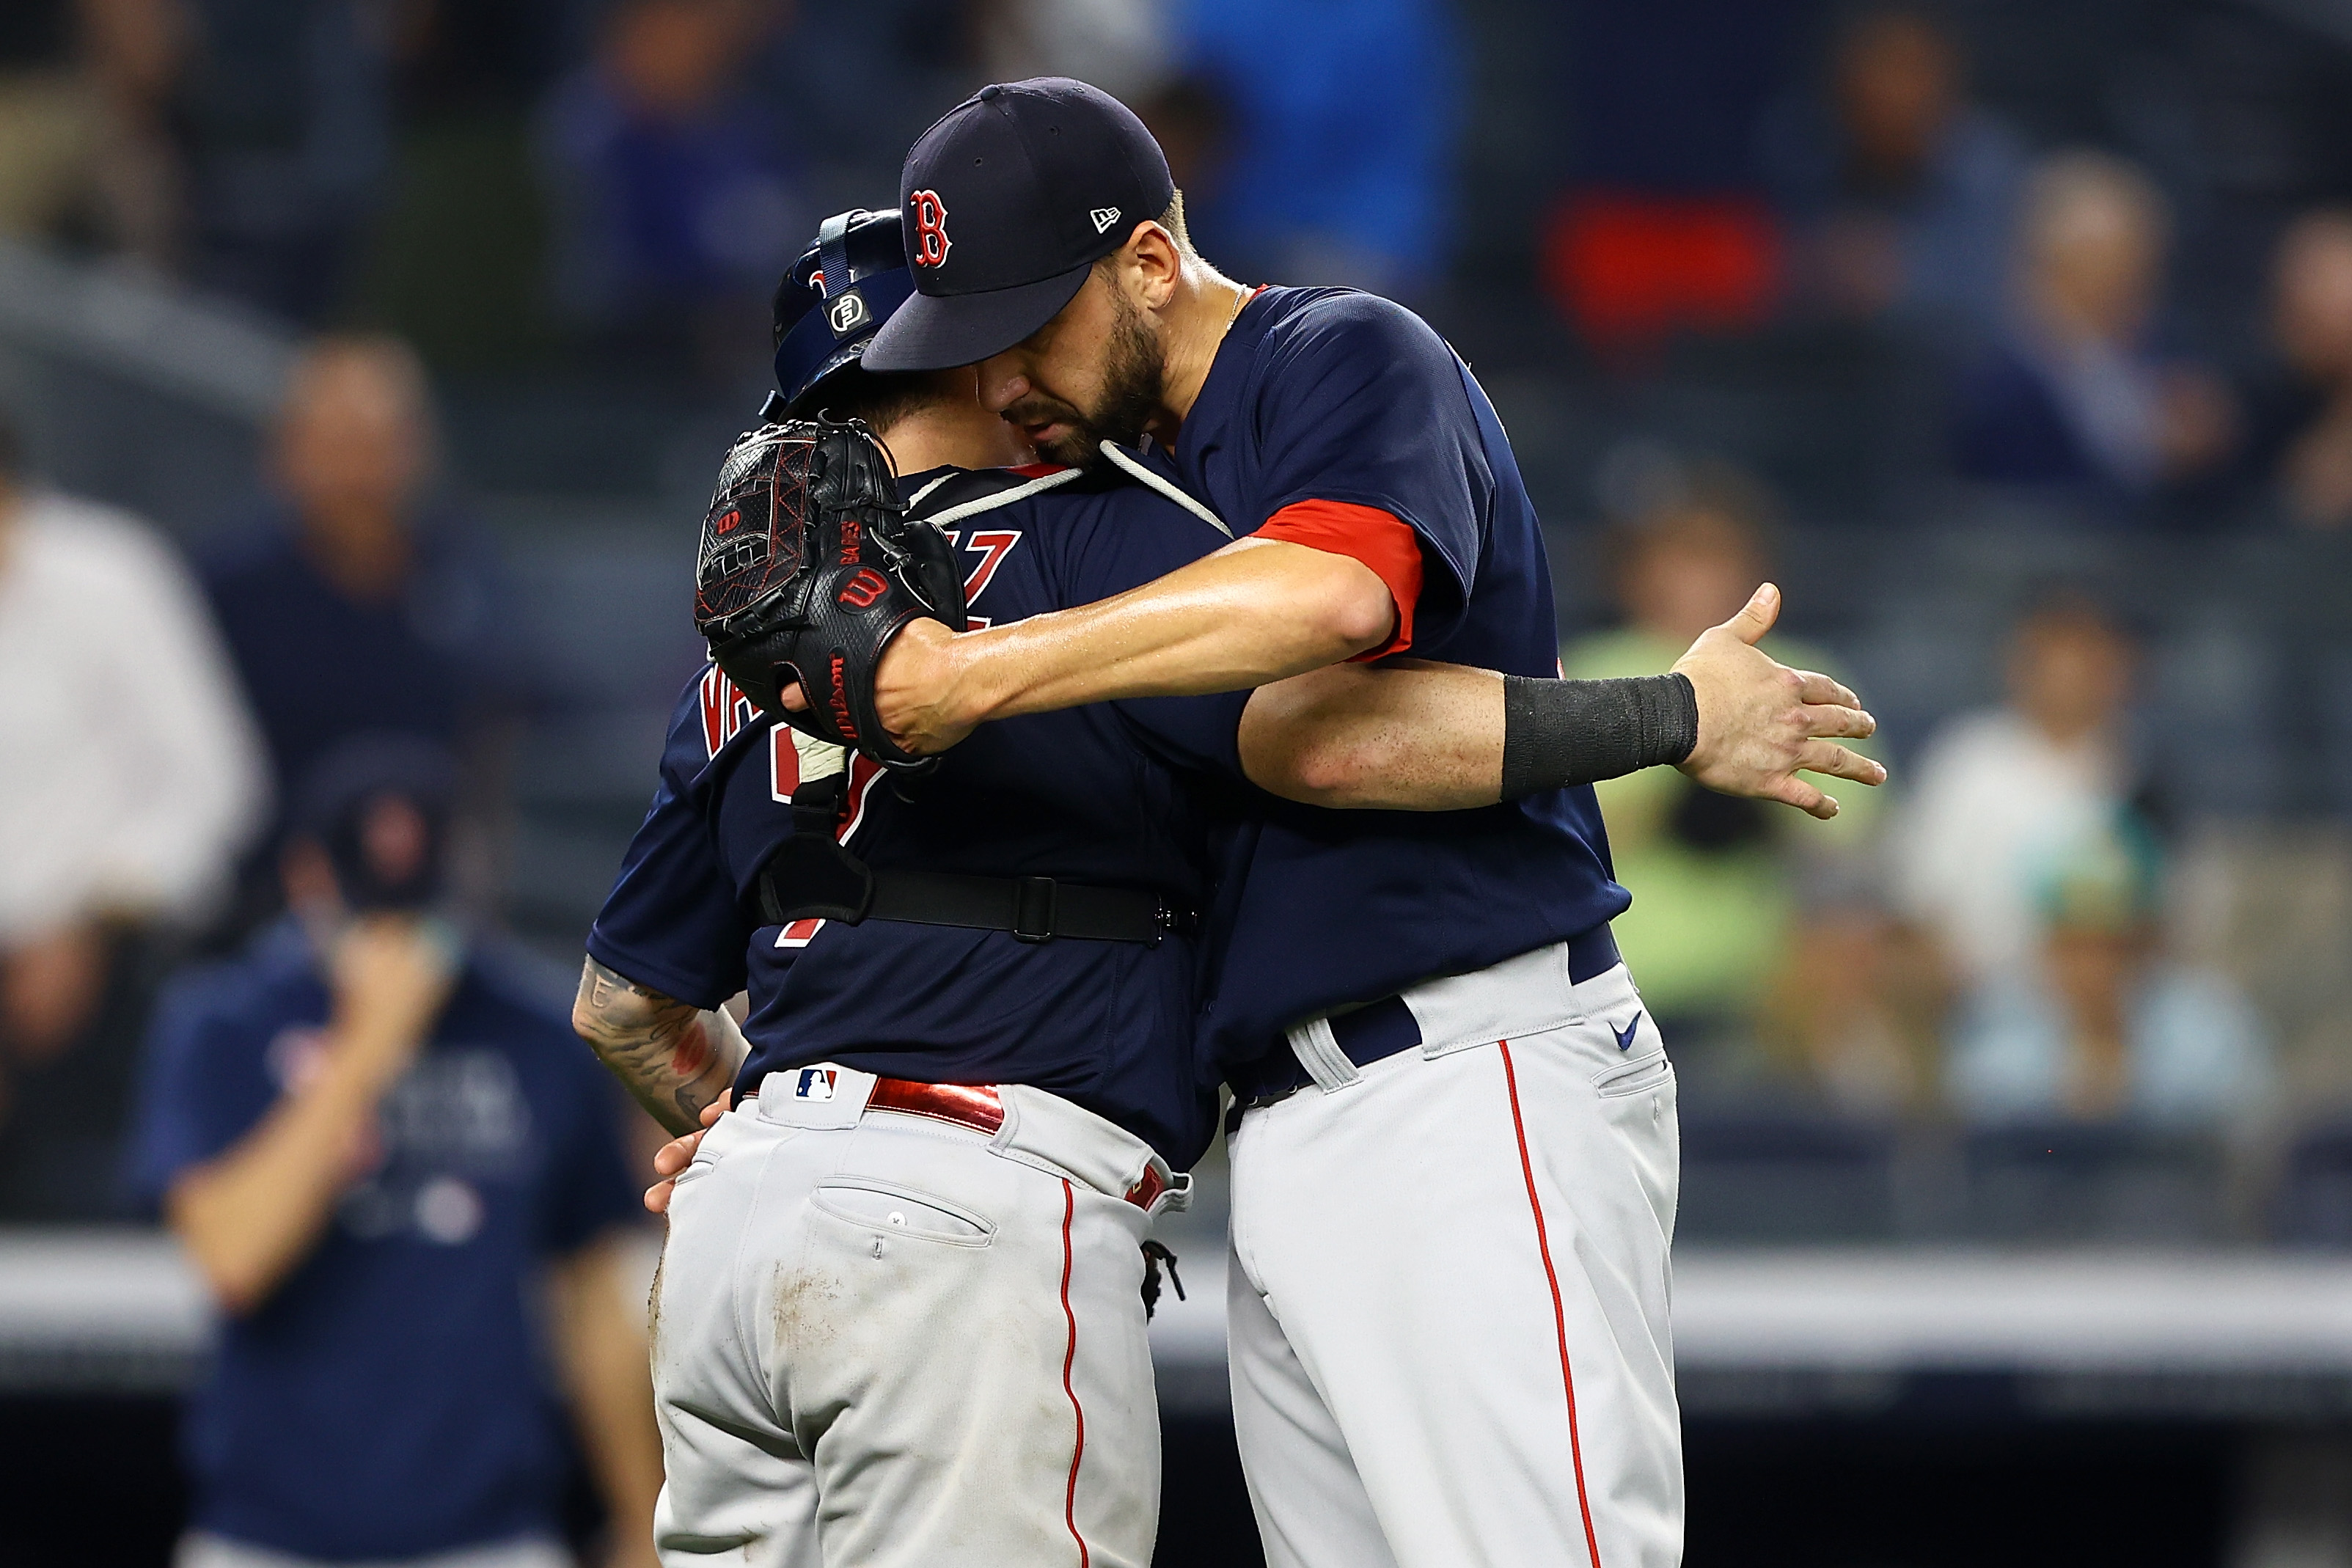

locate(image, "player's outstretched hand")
[[1671, 583, 1887, 820], [644, 1090, 729, 1215]]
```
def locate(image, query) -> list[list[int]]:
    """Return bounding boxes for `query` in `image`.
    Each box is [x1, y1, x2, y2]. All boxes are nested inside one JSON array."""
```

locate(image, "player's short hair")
[[796, 364, 951, 439], [1155, 191, 1196, 255]]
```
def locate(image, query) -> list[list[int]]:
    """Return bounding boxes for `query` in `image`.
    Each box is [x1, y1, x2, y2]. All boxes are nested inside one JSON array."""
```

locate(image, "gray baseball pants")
[[1226, 943, 1684, 1568], [648, 1067, 1183, 1568]]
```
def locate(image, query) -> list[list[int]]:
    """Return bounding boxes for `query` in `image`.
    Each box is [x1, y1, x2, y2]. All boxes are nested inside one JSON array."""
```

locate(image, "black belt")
[[860, 869, 1195, 945], [752, 770, 1195, 945], [1231, 923, 1622, 1110]]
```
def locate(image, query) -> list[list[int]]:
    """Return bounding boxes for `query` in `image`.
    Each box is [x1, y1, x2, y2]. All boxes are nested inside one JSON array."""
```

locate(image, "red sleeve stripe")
[[1253, 499, 1425, 660]]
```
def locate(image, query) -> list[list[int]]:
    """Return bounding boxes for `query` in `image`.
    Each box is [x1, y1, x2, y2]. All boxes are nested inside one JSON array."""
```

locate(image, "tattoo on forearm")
[[572, 959, 747, 1135]]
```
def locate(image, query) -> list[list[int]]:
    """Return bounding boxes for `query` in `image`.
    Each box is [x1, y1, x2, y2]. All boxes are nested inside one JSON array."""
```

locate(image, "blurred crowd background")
[[5, 0, 2352, 1252]]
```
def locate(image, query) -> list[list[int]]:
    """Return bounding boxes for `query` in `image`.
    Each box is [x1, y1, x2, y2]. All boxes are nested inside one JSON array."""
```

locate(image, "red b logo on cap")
[[910, 190, 951, 268]]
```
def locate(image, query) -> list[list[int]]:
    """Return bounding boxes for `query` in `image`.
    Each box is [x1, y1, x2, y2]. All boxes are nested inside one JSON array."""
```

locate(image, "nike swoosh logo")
[[1612, 1013, 1644, 1052]]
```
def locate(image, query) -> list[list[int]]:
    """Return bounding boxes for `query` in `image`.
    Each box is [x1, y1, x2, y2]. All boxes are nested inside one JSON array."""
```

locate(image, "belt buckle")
[[1013, 876, 1056, 943]]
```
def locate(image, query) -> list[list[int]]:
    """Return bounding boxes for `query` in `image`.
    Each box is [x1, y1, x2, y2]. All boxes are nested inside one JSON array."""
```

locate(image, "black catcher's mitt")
[[693, 416, 965, 770]]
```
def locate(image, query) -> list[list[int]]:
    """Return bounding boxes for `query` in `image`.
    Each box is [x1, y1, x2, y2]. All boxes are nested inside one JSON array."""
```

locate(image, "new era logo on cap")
[[862, 78, 1176, 373]]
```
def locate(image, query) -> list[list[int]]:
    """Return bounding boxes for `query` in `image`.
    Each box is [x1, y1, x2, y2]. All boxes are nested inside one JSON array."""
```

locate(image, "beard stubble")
[[1016, 287, 1167, 469]]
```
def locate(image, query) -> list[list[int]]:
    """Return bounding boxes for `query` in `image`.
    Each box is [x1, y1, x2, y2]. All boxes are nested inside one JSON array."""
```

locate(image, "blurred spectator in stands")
[[1949, 151, 2236, 497], [1763, 4, 2023, 340], [203, 334, 518, 933], [1563, 461, 1880, 1080], [1171, 0, 1457, 299], [127, 737, 662, 1568], [0, 2, 89, 238], [1757, 893, 1951, 1119], [0, 405, 268, 1218], [972, 0, 1168, 103], [1542, 0, 1806, 363], [537, 0, 802, 383], [1896, 593, 2138, 991], [1947, 810, 2271, 1128], [173, 0, 396, 322], [2237, 208, 2352, 530], [0, 0, 183, 264]]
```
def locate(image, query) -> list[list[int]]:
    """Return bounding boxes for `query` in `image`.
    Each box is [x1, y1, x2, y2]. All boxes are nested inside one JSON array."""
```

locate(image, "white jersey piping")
[[917, 466, 1085, 527], [1096, 442, 1233, 538]]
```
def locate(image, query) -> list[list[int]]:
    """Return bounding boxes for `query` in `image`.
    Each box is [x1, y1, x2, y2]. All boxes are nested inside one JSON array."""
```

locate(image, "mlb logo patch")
[[795, 1068, 838, 1101]]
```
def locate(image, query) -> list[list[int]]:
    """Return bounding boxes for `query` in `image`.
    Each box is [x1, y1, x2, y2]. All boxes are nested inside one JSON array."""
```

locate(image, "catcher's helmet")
[[772, 209, 919, 415]]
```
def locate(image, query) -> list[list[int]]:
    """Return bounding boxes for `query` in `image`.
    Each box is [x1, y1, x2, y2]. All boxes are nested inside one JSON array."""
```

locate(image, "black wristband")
[[1500, 673, 1699, 799]]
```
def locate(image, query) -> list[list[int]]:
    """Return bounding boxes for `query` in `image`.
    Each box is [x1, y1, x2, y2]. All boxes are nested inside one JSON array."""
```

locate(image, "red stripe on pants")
[[1058, 1179, 1091, 1567], [1499, 1041, 1605, 1568]]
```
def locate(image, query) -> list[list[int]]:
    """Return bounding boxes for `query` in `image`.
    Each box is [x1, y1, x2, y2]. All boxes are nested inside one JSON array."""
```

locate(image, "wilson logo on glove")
[[829, 657, 858, 740], [693, 415, 967, 772]]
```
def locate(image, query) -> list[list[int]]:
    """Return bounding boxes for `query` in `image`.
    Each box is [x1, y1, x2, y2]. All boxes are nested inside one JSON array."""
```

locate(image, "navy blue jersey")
[[123, 922, 640, 1561], [1170, 285, 1630, 1071], [587, 469, 1242, 1168]]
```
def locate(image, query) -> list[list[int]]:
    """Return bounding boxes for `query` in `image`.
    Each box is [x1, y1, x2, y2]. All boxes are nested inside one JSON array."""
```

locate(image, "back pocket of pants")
[[1594, 1052, 1671, 1099], [813, 1177, 996, 1246]]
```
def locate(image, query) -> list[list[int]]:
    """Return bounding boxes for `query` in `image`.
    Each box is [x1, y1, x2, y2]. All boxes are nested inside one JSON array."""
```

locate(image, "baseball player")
[[579, 208, 1552, 1568], [843, 79, 1888, 1568]]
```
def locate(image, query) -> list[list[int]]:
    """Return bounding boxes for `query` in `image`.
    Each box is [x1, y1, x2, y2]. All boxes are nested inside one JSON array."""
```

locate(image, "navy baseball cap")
[[861, 78, 1174, 373], [290, 734, 457, 913], [772, 208, 920, 412]]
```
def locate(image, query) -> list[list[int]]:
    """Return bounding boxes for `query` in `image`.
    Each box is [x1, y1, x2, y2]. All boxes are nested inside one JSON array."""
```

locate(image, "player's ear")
[[1120, 221, 1182, 311]]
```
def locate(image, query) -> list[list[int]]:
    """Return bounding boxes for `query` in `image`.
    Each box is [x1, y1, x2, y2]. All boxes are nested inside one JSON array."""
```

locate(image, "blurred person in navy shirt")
[[1949, 151, 2236, 499], [536, 0, 804, 381], [1170, 0, 1457, 298], [2236, 208, 2352, 530], [127, 736, 662, 1568], [203, 334, 518, 934], [1764, 4, 2024, 340]]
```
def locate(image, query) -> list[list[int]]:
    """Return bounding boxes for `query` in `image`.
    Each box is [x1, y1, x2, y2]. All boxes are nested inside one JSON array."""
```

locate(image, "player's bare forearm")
[[167, 1011, 430, 1315], [877, 538, 1395, 754], [572, 958, 747, 1136], [1239, 660, 1506, 810], [1241, 587, 1891, 816]]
